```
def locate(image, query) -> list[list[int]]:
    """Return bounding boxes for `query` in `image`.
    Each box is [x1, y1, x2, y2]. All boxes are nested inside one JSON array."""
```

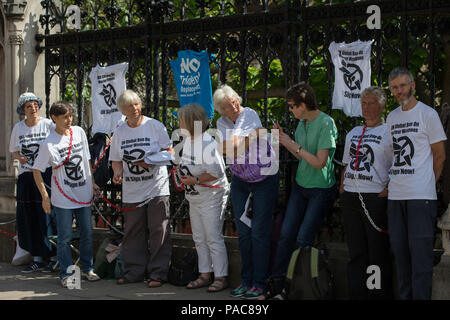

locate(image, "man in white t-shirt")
[[386, 67, 446, 300]]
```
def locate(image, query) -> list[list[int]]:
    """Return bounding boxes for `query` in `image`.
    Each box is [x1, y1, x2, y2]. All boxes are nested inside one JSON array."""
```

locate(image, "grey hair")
[[212, 84, 242, 114], [117, 89, 142, 113], [361, 86, 387, 107], [388, 67, 414, 83]]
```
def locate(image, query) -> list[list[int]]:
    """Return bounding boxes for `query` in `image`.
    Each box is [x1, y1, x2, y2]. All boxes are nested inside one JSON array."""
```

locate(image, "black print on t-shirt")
[[349, 142, 374, 172], [64, 154, 84, 181], [21, 143, 40, 166], [123, 149, 150, 175], [340, 60, 363, 91], [179, 164, 199, 196], [100, 83, 117, 107], [393, 136, 414, 167]]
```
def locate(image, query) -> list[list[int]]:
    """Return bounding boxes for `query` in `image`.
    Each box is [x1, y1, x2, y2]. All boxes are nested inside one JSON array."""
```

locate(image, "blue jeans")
[[231, 172, 279, 288], [54, 206, 94, 279], [272, 182, 336, 277]]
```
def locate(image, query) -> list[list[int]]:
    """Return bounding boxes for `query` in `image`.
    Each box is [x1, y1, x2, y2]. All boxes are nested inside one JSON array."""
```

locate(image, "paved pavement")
[[0, 263, 234, 300]]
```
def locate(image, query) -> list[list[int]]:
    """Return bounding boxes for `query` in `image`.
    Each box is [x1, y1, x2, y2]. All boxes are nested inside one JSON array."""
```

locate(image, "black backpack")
[[284, 245, 335, 300], [167, 249, 199, 286]]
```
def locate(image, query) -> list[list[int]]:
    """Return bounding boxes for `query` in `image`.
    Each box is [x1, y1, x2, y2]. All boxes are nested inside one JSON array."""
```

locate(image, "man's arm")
[[431, 140, 446, 182]]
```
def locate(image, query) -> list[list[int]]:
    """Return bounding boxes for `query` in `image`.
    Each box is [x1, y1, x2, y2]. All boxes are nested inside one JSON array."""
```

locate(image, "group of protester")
[[9, 67, 446, 300]]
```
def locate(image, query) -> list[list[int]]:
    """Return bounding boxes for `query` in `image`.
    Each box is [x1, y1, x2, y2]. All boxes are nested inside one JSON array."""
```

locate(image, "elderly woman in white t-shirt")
[[175, 103, 230, 292], [213, 85, 279, 299], [9, 92, 55, 273], [339, 86, 393, 300], [109, 89, 173, 288]]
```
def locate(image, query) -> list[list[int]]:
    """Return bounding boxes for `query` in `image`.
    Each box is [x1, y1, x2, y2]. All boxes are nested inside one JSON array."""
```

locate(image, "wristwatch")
[[295, 145, 302, 155], [195, 177, 200, 184]]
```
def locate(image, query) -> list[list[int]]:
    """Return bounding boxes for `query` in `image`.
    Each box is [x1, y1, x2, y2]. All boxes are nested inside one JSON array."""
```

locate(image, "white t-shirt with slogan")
[[342, 124, 392, 193], [89, 63, 128, 135], [386, 102, 447, 200], [33, 126, 93, 209], [109, 116, 171, 203], [180, 132, 229, 203], [9, 118, 54, 175]]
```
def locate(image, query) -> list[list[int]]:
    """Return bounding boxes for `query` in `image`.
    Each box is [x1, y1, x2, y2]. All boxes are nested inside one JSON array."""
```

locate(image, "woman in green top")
[[263, 82, 338, 299]]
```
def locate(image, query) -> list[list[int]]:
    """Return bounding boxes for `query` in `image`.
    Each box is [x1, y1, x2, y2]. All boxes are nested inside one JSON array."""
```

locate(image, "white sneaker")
[[61, 276, 70, 288], [81, 270, 100, 281]]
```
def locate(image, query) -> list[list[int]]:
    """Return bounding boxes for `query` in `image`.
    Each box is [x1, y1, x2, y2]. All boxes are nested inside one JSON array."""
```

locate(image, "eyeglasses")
[[389, 82, 411, 92]]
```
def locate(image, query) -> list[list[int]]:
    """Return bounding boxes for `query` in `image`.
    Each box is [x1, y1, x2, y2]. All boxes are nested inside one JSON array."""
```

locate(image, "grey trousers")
[[122, 196, 172, 282]]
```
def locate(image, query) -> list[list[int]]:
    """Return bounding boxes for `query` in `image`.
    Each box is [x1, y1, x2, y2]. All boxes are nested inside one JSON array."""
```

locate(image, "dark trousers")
[[272, 182, 336, 278], [387, 199, 437, 300], [341, 191, 393, 300], [122, 196, 172, 282]]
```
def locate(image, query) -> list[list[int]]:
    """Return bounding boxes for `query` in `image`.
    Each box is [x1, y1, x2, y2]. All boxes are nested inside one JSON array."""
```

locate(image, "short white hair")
[[117, 89, 141, 113], [212, 85, 242, 114]]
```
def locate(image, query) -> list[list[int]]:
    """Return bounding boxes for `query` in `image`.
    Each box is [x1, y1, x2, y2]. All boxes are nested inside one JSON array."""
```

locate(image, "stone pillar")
[[5, 30, 23, 177], [432, 104, 450, 299], [432, 205, 450, 299]]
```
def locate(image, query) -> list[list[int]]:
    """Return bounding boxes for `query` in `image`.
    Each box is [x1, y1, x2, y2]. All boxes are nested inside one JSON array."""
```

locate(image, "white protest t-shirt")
[[386, 102, 447, 200], [329, 40, 373, 117], [216, 107, 262, 141], [342, 124, 392, 193], [89, 63, 128, 134], [180, 132, 229, 203], [109, 116, 171, 203], [33, 126, 93, 209], [9, 118, 54, 175]]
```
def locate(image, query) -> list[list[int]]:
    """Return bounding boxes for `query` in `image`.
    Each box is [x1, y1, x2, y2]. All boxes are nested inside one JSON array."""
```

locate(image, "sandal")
[[116, 277, 133, 285], [207, 277, 228, 293], [186, 275, 212, 289], [148, 279, 165, 288]]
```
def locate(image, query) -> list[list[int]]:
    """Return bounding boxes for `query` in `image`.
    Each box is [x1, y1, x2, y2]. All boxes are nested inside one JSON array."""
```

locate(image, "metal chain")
[[352, 126, 388, 234]]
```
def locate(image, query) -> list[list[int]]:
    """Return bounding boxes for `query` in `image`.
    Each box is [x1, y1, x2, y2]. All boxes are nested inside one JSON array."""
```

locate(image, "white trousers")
[[188, 188, 229, 277]]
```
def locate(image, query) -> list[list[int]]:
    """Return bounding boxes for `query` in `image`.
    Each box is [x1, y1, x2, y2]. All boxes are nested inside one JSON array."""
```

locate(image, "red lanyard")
[[53, 128, 93, 205], [354, 124, 367, 170]]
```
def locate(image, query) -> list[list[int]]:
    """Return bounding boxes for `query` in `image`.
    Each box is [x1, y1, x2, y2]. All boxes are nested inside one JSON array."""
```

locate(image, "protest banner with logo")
[[89, 62, 128, 134], [328, 40, 373, 117], [170, 50, 214, 119]]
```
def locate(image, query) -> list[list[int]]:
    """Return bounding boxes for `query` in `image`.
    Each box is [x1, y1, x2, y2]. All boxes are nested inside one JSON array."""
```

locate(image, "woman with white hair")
[[109, 89, 173, 288], [9, 92, 54, 273], [340, 86, 393, 299], [213, 84, 279, 299]]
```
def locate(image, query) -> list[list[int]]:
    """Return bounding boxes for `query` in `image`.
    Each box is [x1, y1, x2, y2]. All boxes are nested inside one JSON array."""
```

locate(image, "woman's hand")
[[93, 183, 101, 197], [180, 175, 196, 186], [112, 171, 123, 184], [42, 195, 51, 214], [111, 161, 123, 184], [13, 152, 27, 164], [273, 123, 292, 147]]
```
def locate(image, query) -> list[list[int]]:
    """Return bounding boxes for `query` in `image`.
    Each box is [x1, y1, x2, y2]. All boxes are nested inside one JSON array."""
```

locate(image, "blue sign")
[[170, 50, 214, 119]]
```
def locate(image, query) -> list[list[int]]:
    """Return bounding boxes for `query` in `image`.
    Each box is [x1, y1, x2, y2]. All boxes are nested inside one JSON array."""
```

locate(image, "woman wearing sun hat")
[[9, 92, 55, 273]]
